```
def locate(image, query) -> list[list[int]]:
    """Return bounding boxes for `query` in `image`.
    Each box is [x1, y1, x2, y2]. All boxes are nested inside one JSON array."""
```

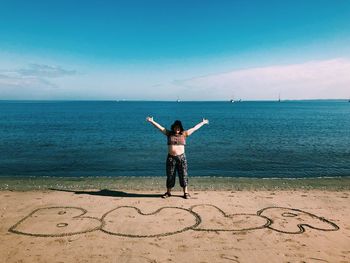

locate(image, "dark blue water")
[[0, 100, 349, 178]]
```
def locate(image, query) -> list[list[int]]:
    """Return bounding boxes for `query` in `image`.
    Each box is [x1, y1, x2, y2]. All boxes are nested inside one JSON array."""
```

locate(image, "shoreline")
[[1, 176, 350, 191]]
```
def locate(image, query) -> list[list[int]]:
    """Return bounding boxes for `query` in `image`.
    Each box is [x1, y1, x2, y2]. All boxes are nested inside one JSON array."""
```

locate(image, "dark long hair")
[[170, 120, 184, 134]]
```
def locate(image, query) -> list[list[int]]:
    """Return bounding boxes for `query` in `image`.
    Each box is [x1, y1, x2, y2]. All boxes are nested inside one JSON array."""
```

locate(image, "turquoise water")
[[0, 100, 349, 179]]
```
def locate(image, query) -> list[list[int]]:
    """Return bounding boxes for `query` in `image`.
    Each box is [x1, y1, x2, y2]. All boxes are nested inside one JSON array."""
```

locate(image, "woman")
[[146, 117, 209, 199]]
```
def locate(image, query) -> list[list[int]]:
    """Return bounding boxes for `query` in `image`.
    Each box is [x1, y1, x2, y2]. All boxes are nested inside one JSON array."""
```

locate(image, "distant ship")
[[230, 98, 241, 103]]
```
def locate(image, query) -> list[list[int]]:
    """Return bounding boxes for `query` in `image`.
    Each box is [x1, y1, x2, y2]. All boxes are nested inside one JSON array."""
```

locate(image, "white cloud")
[[1, 57, 349, 100], [0, 64, 76, 99], [0, 73, 56, 88], [18, 64, 76, 78], [175, 59, 350, 100], [0, 74, 57, 99]]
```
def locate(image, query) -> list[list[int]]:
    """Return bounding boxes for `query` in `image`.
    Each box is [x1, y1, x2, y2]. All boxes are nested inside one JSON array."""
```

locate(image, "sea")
[[0, 100, 349, 190]]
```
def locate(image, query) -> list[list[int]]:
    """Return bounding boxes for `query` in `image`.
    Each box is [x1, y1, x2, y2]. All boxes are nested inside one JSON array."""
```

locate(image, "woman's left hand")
[[202, 118, 209, 125]]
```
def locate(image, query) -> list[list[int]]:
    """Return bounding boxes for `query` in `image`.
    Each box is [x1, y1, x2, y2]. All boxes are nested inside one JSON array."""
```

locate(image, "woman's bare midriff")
[[168, 145, 185, 156]]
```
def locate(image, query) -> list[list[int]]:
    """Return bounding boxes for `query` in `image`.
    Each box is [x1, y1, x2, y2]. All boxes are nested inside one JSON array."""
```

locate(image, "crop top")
[[166, 131, 186, 145]]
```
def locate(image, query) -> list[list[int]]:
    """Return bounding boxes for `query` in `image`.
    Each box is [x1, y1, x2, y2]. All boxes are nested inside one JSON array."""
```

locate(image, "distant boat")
[[230, 98, 241, 103], [176, 99, 181, 103]]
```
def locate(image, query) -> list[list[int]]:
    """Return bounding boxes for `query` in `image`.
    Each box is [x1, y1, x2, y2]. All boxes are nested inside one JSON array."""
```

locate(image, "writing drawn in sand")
[[9, 205, 339, 238]]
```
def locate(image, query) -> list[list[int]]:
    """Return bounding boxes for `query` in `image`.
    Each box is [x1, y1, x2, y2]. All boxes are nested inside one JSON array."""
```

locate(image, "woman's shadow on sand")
[[49, 188, 170, 198]]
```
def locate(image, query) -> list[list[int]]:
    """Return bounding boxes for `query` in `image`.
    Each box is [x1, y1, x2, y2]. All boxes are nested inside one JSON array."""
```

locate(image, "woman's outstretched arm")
[[185, 118, 209, 136], [146, 116, 167, 135]]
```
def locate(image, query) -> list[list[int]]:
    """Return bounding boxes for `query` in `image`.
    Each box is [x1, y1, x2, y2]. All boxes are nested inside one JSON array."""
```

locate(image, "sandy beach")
[[1, 189, 349, 263]]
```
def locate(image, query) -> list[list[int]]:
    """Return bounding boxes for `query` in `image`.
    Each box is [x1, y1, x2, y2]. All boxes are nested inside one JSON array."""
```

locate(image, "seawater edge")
[[0, 176, 349, 191]]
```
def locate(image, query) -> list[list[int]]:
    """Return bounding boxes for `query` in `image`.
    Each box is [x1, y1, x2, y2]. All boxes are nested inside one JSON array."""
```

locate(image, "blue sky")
[[0, 0, 350, 100]]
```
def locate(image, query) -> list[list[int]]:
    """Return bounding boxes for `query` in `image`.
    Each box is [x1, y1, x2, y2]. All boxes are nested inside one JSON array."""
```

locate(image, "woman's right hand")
[[202, 118, 209, 125], [146, 116, 153, 122]]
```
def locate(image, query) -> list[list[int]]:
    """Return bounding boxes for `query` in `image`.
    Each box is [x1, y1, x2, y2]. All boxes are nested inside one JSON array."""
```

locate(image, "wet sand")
[[1, 189, 349, 263]]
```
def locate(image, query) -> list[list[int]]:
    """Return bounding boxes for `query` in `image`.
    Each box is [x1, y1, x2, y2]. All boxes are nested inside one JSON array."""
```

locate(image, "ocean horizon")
[[0, 99, 348, 102]]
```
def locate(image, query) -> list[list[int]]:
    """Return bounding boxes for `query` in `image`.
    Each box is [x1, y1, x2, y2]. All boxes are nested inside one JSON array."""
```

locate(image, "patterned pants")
[[166, 153, 188, 188]]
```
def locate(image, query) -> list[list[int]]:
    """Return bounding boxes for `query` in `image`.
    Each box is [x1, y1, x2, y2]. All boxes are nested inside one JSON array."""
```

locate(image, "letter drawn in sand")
[[190, 204, 271, 232], [257, 207, 339, 234], [101, 206, 200, 238], [9, 207, 103, 237]]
